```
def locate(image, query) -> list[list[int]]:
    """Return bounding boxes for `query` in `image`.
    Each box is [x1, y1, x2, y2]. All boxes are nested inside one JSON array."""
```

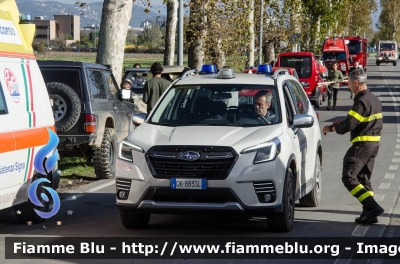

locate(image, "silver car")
[[116, 67, 323, 232]]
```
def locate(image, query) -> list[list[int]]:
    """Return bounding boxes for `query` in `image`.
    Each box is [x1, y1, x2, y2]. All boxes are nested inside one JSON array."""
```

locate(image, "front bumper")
[[115, 148, 286, 215], [117, 187, 283, 216], [377, 56, 396, 62]]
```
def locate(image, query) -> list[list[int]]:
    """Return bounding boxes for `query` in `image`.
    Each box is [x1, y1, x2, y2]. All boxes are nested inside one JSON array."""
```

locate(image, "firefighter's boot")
[[355, 206, 378, 224]]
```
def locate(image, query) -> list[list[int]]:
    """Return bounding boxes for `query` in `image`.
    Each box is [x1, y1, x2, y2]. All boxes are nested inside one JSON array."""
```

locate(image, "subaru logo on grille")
[[181, 151, 200, 161]]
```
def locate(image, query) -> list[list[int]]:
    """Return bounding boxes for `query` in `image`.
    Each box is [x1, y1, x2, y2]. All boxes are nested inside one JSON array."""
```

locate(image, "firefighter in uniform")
[[323, 68, 384, 225]]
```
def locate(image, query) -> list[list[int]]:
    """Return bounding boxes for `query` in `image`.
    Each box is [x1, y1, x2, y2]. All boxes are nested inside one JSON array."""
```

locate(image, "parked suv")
[[38, 61, 140, 179], [116, 67, 323, 232]]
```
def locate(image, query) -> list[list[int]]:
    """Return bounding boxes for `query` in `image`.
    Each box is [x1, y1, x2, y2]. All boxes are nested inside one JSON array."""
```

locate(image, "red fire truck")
[[344, 36, 368, 71], [321, 37, 350, 75]]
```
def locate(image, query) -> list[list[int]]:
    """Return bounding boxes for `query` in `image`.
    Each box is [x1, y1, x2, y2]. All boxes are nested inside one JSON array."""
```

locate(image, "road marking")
[[385, 173, 395, 179], [395, 151, 400, 155], [379, 183, 391, 189], [392, 158, 400, 162], [374, 194, 385, 201], [63, 180, 115, 202], [86, 180, 115, 193], [389, 165, 398, 170], [397, 139, 400, 142], [352, 225, 369, 236], [396, 145, 400, 149]]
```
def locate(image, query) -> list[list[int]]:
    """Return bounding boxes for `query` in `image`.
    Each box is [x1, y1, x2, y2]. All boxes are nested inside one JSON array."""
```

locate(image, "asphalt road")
[[1, 57, 400, 264]]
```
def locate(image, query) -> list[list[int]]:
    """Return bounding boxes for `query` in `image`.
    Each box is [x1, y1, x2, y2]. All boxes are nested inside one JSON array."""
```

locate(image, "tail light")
[[85, 114, 97, 133]]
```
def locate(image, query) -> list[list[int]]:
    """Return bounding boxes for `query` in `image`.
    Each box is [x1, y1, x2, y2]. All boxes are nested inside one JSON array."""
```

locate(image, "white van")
[[0, 0, 58, 223]]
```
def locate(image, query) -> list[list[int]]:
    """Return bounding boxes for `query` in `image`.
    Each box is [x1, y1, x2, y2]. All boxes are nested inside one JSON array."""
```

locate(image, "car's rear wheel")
[[299, 153, 322, 207], [376, 62, 380, 66], [120, 210, 150, 229], [93, 128, 117, 179], [314, 93, 322, 108], [267, 168, 295, 232], [394, 61, 397, 66]]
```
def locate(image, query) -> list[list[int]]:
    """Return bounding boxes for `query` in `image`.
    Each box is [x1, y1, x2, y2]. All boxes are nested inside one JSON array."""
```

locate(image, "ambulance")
[[0, 0, 58, 223]]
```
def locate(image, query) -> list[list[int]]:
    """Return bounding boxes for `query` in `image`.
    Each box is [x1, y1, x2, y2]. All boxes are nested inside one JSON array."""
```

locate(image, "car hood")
[[127, 124, 283, 153]]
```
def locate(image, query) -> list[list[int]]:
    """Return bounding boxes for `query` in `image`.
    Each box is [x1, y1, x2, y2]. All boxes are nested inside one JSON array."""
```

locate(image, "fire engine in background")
[[345, 36, 368, 71], [321, 37, 350, 75], [275, 52, 327, 108], [376, 40, 398, 66]]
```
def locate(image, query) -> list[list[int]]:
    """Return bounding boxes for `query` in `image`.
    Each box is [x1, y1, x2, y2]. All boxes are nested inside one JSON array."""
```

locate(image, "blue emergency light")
[[257, 64, 273, 74], [200, 64, 218, 74]]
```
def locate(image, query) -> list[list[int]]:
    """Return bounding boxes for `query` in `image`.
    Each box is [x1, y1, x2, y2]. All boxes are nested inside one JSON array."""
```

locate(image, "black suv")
[[38, 61, 140, 179]]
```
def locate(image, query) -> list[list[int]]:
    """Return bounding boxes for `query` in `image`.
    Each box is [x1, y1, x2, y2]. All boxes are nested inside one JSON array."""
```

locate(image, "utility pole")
[[47, 26, 50, 48], [258, 0, 264, 65], [177, 0, 183, 66]]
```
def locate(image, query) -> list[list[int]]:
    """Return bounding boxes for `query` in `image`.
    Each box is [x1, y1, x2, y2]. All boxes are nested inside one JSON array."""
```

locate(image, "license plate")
[[171, 178, 207, 190]]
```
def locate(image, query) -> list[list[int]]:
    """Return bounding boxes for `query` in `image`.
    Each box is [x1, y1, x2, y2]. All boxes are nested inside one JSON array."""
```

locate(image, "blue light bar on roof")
[[200, 64, 218, 74], [257, 64, 273, 74]]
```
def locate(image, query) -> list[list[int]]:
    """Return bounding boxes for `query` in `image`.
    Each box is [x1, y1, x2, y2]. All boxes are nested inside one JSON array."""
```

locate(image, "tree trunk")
[[210, 38, 226, 69], [187, 0, 208, 70], [164, 0, 178, 66], [247, 0, 255, 68], [263, 41, 275, 64], [96, 0, 133, 84]]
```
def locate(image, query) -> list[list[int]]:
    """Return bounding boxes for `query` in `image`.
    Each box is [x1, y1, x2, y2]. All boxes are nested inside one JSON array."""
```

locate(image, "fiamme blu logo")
[[28, 128, 60, 219]]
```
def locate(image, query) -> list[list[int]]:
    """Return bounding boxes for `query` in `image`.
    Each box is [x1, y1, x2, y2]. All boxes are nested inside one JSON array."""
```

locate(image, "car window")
[[279, 56, 311, 78], [87, 69, 107, 99], [41, 68, 83, 99], [285, 81, 307, 114], [291, 81, 309, 113], [283, 87, 295, 126], [0, 85, 8, 115], [105, 72, 118, 93], [149, 84, 281, 127]]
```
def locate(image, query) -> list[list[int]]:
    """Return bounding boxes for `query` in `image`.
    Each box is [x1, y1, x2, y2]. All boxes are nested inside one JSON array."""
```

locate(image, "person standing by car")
[[322, 68, 384, 225], [348, 61, 363, 99], [143, 62, 171, 113], [326, 62, 344, 110], [120, 79, 132, 102]]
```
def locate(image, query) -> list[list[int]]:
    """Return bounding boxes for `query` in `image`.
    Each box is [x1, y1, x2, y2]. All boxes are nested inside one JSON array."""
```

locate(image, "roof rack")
[[272, 69, 290, 86], [179, 68, 199, 80]]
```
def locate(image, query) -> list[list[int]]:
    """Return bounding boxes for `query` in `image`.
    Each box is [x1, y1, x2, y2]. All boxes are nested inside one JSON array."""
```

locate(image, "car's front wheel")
[[120, 210, 150, 229], [93, 128, 117, 179], [299, 153, 322, 207], [267, 168, 295, 232]]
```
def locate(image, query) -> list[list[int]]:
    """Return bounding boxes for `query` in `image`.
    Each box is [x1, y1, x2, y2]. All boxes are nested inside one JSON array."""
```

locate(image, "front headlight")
[[241, 137, 281, 164], [118, 139, 144, 162]]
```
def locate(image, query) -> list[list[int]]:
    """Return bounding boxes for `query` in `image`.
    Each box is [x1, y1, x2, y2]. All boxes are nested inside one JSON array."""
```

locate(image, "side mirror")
[[293, 114, 314, 129], [129, 113, 147, 134]]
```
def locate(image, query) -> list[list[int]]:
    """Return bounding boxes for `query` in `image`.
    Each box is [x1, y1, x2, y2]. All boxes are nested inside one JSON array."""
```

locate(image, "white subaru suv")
[[116, 66, 322, 232]]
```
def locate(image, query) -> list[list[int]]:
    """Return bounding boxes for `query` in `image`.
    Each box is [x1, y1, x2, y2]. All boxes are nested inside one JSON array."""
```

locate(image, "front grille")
[[146, 146, 238, 180]]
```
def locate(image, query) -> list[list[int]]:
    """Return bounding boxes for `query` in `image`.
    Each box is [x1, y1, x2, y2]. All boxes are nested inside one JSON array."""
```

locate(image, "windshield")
[[149, 84, 281, 127], [279, 56, 311, 78], [379, 43, 395, 51], [322, 52, 347, 61], [348, 41, 362, 54]]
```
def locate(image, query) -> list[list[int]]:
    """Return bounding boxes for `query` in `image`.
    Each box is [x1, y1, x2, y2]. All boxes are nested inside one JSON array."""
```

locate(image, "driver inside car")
[[254, 90, 275, 124]]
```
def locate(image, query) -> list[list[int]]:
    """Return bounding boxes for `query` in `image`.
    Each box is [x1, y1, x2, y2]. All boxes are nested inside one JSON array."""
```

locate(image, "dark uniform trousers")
[[342, 142, 379, 207]]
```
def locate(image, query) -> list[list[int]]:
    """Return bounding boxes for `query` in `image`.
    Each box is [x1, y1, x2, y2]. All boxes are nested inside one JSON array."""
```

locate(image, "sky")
[[34, 0, 381, 31]]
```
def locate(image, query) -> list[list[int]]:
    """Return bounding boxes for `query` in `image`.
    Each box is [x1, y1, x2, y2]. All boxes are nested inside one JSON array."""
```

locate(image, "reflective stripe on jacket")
[[334, 89, 383, 143]]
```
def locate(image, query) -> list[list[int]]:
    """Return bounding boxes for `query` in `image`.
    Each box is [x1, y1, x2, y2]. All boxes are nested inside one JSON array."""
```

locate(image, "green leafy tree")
[[138, 23, 164, 49]]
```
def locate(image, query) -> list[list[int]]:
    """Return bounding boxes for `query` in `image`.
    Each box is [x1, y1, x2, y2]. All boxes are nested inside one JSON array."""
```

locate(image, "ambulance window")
[[87, 69, 107, 99], [0, 85, 8, 115]]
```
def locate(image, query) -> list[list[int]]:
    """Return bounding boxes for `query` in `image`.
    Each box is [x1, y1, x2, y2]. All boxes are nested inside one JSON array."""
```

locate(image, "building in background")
[[33, 15, 80, 45]]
